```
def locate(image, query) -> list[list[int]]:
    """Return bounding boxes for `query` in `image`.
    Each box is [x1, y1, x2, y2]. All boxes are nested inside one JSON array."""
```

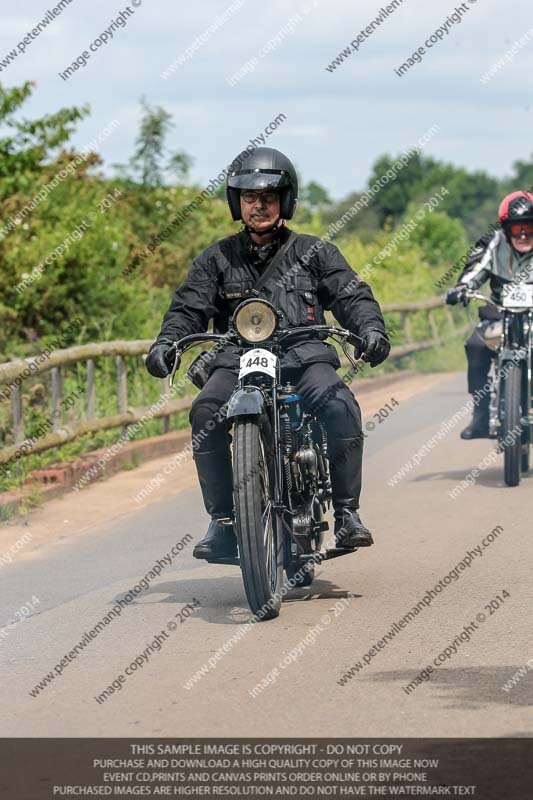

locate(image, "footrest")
[[205, 557, 240, 566], [300, 547, 358, 563], [325, 547, 358, 558]]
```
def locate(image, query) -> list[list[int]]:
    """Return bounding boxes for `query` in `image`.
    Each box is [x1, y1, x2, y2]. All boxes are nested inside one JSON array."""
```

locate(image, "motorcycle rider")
[[447, 191, 533, 438], [145, 147, 390, 559]]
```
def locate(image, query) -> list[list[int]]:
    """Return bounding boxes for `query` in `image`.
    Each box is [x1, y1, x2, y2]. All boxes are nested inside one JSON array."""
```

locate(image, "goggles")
[[508, 223, 533, 237]]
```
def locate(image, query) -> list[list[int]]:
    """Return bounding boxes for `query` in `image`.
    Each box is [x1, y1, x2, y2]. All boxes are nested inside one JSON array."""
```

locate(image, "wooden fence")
[[0, 297, 469, 469]]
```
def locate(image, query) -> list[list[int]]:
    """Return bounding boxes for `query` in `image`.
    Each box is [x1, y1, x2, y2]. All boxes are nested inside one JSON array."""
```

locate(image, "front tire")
[[502, 363, 522, 487], [233, 417, 283, 620]]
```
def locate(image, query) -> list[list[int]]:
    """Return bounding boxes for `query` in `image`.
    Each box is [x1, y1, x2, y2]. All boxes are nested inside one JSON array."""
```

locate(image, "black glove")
[[361, 330, 391, 367], [145, 341, 175, 378], [446, 285, 469, 306]]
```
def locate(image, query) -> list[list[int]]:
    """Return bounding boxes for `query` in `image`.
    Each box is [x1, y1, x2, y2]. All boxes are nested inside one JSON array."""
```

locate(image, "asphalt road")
[[1, 373, 531, 737]]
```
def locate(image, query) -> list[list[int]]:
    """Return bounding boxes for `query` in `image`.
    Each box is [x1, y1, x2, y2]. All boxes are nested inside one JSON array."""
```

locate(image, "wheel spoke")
[[263, 502, 271, 574], [262, 501, 271, 529], [259, 437, 275, 588]]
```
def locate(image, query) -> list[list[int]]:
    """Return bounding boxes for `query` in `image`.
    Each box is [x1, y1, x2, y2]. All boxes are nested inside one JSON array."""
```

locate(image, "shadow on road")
[[414, 466, 533, 489], [283, 577, 361, 604], [109, 574, 362, 626], [365, 666, 533, 711]]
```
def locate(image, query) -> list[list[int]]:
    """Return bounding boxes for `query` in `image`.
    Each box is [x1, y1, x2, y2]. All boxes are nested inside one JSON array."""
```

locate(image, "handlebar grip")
[[347, 332, 364, 349], [164, 343, 178, 368]]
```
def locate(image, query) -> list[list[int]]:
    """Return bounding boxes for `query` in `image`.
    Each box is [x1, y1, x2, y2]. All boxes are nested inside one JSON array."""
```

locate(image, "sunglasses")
[[509, 223, 533, 237], [241, 191, 279, 205]]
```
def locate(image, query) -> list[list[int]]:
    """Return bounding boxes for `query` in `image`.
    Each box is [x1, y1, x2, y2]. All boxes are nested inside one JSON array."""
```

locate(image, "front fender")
[[226, 387, 266, 419]]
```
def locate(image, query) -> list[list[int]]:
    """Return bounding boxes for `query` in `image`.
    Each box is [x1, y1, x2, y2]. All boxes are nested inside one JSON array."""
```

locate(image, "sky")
[[1, 0, 532, 200]]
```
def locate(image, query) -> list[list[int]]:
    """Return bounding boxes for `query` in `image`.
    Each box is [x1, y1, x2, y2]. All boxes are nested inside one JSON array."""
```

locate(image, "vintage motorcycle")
[[169, 298, 366, 619], [465, 287, 533, 486]]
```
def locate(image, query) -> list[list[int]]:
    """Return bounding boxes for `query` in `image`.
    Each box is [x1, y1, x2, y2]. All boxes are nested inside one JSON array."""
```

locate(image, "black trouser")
[[188, 363, 363, 518], [465, 321, 496, 395]]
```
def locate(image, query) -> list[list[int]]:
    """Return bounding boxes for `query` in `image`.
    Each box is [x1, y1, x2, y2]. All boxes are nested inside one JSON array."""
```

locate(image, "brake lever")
[[346, 331, 365, 360], [169, 344, 181, 387], [334, 331, 364, 369]]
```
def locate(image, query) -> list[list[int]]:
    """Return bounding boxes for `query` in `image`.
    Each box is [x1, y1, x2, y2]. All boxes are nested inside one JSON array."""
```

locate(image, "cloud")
[[1, 0, 532, 198]]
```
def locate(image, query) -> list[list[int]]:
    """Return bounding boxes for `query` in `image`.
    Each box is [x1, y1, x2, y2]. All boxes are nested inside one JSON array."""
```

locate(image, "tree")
[[506, 155, 533, 194], [402, 202, 468, 267], [300, 181, 333, 212], [0, 81, 89, 200], [322, 191, 381, 241], [367, 152, 427, 225], [332, 151, 500, 240], [126, 96, 192, 187]]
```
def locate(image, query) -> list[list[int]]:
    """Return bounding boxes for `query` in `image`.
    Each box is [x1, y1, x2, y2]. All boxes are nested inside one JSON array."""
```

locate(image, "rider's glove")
[[446, 284, 469, 307], [145, 341, 175, 378], [361, 330, 391, 367]]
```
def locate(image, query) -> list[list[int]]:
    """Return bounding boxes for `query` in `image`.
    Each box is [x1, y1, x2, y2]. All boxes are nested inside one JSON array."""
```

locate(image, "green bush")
[[0, 80, 488, 493]]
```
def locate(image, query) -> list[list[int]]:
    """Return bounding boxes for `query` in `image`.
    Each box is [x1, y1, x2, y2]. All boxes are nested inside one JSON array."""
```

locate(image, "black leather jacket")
[[150, 226, 388, 375]]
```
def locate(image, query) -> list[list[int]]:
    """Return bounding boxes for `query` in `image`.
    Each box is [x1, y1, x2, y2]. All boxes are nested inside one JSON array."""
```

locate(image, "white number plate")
[[502, 283, 533, 308], [239, 348, 277, 379]]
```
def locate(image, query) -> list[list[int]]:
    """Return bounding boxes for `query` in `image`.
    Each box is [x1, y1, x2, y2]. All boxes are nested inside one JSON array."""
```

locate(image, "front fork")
[[488, 363, 498, 439], [491, 312, 533, 439], [492, 358, 532, 442], [526, 311, 533, 439]]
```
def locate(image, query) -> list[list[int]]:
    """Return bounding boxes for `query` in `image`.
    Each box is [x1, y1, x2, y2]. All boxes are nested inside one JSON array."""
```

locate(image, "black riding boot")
[[192, 450, 237, 559], [461, 394, 490, 440], [328, 437, 373, 548]]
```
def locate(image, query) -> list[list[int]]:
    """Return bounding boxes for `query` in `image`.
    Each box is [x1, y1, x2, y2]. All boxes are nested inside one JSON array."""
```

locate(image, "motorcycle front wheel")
[[233, 417, 284, 620]]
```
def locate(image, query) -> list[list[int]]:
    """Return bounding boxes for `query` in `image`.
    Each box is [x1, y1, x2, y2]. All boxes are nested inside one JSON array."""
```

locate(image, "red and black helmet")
[[498, 191, 533, 226]]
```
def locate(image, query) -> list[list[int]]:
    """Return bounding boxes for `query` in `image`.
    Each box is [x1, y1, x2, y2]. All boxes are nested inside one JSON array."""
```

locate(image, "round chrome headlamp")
[[233, 299, 278, 343]]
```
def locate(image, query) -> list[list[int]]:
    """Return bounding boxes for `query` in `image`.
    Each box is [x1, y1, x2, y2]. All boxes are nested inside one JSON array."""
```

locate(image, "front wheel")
[[502, 363, 522, 487], [233, 417, 284, 620]]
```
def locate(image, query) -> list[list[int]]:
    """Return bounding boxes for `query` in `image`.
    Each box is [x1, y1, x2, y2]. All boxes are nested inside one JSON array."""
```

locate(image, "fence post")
[[428, 310, 439, 342], [51, 367, 62, 432], [87, 359, 96, 420], [13, 385, 24, 445], [117, 355, 128, 439], [445, 308, 456, 331], [402, 312, 413, 343]]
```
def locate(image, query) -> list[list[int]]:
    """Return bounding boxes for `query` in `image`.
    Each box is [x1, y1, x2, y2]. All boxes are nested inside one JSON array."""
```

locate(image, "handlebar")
[[462, 289, 532, 314], [174, 332, 231, 348], [463, 289, 500, 309], [168, 325, 365, 386], [276, 324, 364, 349], [173, 324, 363, 353]]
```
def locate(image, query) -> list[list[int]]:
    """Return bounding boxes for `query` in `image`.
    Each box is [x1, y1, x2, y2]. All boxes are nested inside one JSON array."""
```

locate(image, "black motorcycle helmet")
[[226, 147, 298, 223]]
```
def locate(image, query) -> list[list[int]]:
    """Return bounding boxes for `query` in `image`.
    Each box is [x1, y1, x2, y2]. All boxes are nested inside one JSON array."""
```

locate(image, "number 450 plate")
[[239, 348, 278, 379], [502, 283, 533, 308]]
